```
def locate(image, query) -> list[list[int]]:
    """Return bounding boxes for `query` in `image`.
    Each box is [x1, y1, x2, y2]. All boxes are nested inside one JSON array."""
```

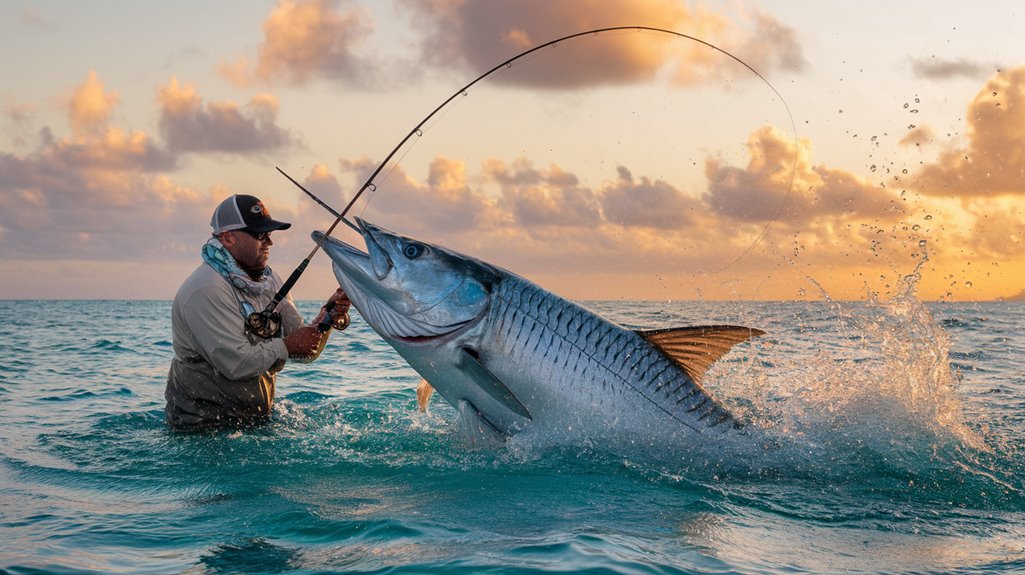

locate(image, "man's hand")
[[284, 325, 327, 359], [318, 288, 351, 331], [326, 288, 351, 317]]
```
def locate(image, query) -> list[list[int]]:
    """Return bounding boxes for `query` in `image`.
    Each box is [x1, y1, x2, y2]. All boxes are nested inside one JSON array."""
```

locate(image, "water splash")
[[702, 267, 1025, 516]]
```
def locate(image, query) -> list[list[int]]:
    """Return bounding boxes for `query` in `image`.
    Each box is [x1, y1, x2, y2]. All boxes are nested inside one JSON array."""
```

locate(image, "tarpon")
[[314, 220, 763, 441]]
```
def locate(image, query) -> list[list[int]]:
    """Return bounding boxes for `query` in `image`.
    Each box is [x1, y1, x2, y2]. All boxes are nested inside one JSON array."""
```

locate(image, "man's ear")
[[218, 231, 236, 248]]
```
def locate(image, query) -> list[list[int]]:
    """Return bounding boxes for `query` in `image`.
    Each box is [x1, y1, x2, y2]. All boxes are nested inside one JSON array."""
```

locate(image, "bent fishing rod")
[[248, 25, 796, 338]]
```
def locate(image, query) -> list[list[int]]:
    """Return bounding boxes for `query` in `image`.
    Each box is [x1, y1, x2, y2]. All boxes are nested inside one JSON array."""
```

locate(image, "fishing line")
[[264, 26, 798, 332]]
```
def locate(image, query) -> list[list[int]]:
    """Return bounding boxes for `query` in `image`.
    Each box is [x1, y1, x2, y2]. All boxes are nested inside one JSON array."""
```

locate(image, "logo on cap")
[[252, 202, 270, 217]]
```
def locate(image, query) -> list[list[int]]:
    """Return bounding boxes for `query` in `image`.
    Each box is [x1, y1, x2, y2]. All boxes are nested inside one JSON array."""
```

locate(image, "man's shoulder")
[[176, 264, 231, 304]]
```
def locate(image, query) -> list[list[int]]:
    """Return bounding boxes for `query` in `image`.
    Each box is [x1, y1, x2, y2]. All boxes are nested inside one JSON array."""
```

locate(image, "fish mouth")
[[313, 228, 484, 345], [388, 319, 480, 347]]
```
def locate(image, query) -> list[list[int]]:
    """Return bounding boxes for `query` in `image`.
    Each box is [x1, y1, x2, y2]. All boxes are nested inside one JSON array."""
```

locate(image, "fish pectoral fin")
[[416, 378, 434, 412], [458, 347, 532, 420], [637, 325, 765, 384]]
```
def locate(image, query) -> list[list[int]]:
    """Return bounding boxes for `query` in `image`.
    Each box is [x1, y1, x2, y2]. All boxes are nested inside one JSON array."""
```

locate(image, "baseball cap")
[[210, 194, 291, 235]]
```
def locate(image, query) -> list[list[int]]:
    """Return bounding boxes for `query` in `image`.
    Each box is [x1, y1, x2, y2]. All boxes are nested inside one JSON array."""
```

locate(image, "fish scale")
[[488, 277, 736, 431]]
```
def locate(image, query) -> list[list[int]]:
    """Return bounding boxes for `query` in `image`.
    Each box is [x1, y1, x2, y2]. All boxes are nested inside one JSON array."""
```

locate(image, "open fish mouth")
[[313, 230, 483, 344]]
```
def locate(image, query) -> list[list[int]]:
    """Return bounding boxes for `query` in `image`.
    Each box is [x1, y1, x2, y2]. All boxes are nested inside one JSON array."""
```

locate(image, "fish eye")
[[403, 242, 425, 259]]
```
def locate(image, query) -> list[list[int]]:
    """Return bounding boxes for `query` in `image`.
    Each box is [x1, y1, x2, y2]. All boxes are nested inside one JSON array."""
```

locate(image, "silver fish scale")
[[489, 277, 737, 431]]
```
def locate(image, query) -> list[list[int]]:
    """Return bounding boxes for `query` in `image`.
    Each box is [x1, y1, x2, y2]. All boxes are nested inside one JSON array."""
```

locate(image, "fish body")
[[314, 220, 762, 440]]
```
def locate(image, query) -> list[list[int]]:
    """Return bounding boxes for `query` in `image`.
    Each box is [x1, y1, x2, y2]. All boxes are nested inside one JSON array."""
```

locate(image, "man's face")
[[223, 230, 274, 273]]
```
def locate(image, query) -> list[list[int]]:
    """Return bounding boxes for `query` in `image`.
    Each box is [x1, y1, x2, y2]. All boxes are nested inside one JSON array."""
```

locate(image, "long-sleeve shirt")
[[164, 263, 303, 430]]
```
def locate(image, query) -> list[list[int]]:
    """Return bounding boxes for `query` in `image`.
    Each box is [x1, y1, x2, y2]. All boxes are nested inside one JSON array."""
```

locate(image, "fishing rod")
[[244, 167, 353, 338], [248, 25, 797, 338]]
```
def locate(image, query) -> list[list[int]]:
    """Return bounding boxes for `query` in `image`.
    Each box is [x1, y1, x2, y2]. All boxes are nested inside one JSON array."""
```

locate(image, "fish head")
[[313, 219, 499, 343]]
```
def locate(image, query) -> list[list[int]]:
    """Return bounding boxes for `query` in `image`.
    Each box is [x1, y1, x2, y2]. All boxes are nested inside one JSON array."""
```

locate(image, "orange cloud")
[[340, 155, 499, 234], [68, 70, 119, 138], [403, 0, 805, 88], [157, 77, 294, 154], [705, 126, 902, 225], [320, 137, 1020, 301], [899, 125, 936, 148], [220, 0, 373, 87], [915, 66, 1025, 196], [0, 73, 217, 261]]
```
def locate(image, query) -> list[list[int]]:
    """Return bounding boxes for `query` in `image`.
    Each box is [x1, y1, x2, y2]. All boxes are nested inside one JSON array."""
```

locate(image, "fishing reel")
[[316, 300, 350, 333], [245, 309, 282, 339]]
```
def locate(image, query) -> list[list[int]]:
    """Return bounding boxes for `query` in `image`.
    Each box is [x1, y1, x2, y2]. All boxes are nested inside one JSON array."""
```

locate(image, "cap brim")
[[245, 219, 292, 233]]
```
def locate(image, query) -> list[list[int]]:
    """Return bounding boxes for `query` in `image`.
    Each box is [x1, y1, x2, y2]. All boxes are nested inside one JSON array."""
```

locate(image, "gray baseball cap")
[[210, 194, 291, 235]]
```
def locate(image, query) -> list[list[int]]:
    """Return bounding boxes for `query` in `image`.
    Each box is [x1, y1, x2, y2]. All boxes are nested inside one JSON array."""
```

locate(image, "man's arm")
[[283, 288, 351, 360], [182, 284, 288, 380]]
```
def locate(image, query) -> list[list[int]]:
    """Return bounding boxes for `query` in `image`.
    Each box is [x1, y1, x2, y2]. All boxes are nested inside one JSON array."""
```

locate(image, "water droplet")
[[903, 103, 909, 109], [924, 215, 933, 220], [870, 164, 877, 172], [965, 281, 973, 288], [918, 239, 927, 247], [912, 224, 921, 231]]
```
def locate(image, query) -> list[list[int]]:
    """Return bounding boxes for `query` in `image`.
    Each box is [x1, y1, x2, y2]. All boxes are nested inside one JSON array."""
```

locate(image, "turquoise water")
[[1, 295, 1024, 574]]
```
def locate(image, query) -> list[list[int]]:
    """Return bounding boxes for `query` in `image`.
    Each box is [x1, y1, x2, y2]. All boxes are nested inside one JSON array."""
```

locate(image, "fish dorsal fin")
[[636, 325, 765, 384]]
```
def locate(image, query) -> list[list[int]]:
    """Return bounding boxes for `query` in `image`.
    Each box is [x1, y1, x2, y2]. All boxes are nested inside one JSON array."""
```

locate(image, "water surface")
[[1, 296, 1023, 574]]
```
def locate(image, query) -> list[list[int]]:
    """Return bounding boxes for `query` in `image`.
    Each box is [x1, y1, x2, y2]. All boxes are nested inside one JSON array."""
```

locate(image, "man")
[[165, 194, 350, 431]]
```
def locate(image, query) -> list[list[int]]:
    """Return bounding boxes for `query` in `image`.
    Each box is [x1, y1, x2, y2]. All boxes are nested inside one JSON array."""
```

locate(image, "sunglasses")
[[240, 230, 271, 241]]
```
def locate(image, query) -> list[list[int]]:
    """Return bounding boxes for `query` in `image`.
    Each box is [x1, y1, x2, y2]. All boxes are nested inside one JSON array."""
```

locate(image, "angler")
[[163, 195, 353, 431]]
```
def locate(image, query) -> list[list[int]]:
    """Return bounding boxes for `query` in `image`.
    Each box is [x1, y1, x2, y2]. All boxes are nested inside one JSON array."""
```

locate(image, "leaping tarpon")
[[314, 221, 764, 442]]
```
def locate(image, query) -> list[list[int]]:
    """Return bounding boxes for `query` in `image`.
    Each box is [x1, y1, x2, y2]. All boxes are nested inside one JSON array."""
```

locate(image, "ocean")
[[1, 293, 1023, 574]]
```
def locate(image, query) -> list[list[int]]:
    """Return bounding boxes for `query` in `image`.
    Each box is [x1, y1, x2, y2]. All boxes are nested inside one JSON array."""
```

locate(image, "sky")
[[0, 0, 1022, 302]]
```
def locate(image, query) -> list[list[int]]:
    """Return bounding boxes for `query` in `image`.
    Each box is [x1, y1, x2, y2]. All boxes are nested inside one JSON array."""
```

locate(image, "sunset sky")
[[1, 0, 1022, 302]]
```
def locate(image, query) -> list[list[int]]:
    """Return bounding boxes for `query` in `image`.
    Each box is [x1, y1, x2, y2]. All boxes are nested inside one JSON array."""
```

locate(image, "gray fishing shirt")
[[165, 263, 304, 430]]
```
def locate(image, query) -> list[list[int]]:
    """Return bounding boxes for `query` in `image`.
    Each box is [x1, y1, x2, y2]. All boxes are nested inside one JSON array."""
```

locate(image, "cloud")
[[600, 166, 701, 229], [899, 125, 936, 148], [402, 0, 805, 89], [915, 67, 1025, 195], [157, 77, 295, 154], [958, 199, 1025, 259], [911, 57, 994, 80], [219, 0, 374, 87], [315, 125, 1021, 301], [732, 11, 807, 77], [340, 155, 499, 234], [0, 73, 217, 261], [2, 98, 39, 148], [68, 71, 118, 137], [704, 126, 902, 225], [483, 158, 601, 227], [19, 7, 56, 32]]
